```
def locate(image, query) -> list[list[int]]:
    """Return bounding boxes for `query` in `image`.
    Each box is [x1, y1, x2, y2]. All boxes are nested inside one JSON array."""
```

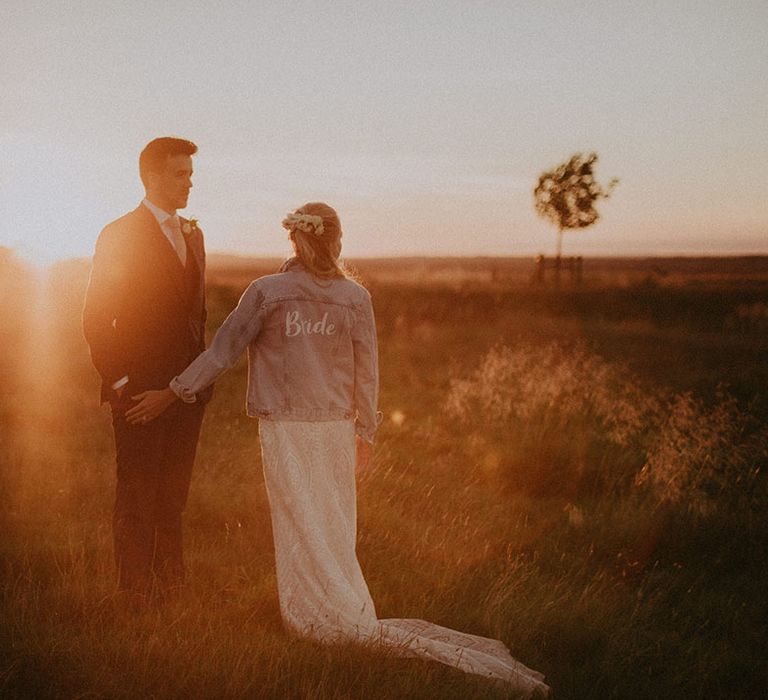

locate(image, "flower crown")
[[282, 212, 325, 237]]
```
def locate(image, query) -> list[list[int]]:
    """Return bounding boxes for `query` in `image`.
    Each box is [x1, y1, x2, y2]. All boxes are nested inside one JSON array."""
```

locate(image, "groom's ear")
[[143, 167, 166, 197], [144, 168, 160, 189], [142, 155, 169, 191]]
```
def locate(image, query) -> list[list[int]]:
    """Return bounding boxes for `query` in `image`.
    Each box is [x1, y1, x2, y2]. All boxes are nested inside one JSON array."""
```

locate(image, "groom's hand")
[[125, 388, 177, 425]]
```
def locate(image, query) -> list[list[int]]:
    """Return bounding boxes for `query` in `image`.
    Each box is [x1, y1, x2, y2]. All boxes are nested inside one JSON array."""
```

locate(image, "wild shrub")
[[446, 343, 768, 518], [638, 390, 768, 521], [445, 342, 660, 498]]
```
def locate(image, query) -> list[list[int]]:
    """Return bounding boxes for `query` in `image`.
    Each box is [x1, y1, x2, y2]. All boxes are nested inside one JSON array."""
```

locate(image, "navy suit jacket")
[[83, 203, 212, 409]]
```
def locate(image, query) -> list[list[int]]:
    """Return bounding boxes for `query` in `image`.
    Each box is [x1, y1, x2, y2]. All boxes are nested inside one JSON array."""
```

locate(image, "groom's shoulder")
[[99, 207, 145, 242]]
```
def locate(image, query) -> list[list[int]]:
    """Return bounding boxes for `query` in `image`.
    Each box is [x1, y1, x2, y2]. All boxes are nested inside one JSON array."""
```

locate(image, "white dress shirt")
[[142, 197, 187, 266]]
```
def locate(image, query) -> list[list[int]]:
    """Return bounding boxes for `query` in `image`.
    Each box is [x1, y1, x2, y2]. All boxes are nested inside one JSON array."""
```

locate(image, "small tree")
[[533, 152, 618, 259]]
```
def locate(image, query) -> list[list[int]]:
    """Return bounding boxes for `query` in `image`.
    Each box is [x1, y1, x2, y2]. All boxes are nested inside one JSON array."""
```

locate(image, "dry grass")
[[1, 253, 767, 698]]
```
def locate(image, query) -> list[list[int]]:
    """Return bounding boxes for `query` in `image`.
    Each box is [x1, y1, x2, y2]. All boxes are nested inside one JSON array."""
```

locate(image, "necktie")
[[166, 216, 187, 266]]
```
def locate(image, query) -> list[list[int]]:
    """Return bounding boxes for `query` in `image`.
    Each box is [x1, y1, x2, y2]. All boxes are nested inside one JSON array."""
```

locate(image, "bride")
[[126, 203, 551, 697]]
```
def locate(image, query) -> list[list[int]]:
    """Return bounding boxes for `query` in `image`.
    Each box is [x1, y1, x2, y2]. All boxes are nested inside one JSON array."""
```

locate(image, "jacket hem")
[[247, 405, 355, 422]]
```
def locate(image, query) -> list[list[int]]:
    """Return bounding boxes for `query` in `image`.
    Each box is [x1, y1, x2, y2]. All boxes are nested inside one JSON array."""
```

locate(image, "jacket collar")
[[279, 256, 304, 273]]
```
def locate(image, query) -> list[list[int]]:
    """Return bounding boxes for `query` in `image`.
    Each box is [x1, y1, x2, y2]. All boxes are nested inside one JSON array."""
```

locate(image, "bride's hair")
[[284, 202, 348, 280]]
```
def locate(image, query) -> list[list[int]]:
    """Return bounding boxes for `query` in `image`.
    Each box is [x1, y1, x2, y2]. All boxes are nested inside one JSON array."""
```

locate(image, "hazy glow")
[[2, 1, 767, 263], [8, 267, 65, 475]]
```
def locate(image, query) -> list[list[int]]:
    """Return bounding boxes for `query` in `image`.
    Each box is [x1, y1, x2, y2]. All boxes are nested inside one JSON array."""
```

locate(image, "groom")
[[83, 137, 212, 601]]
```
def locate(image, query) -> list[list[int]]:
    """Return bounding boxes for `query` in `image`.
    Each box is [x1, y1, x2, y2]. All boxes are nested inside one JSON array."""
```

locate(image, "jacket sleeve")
[[82, 226, 129, 388], [351, 293, 382, 444], [170, 281, 265, 401]]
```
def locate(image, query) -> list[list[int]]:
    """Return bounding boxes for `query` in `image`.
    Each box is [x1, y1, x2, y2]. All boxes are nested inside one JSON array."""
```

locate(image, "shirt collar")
[[142, 197, 177, 227]]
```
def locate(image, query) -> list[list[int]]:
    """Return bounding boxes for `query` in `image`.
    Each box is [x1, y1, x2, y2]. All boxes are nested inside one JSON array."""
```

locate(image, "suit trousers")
[[111, 400, 205, 597]]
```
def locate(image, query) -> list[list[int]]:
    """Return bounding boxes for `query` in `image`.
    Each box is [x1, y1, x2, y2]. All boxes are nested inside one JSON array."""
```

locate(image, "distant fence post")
[[534, 255, 583, 285], [573, 256, 583, 284]]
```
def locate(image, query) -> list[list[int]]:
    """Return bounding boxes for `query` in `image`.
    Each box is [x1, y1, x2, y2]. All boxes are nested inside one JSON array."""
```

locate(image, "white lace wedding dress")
[[259, 419, 551, 698]]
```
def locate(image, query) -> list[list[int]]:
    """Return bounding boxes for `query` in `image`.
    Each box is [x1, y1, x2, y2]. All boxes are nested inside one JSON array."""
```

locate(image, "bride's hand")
[[356, 436, 372, 474], [125, 388, 177, 425]]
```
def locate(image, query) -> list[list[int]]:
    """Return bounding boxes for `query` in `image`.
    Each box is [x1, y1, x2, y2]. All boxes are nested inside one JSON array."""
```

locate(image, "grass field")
[[1, 252, 767, 698]]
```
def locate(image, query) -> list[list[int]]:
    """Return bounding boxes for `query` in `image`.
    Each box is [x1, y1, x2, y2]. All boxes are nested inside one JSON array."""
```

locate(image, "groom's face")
[[149, 154, 194, 212]]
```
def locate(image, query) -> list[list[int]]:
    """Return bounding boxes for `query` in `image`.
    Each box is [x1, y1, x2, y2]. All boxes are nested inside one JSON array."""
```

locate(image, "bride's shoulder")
[[347, 277, 371, 298], [245, 267, 303, 297], [245, 272, 282, 296], [336, 277, 372, 308]]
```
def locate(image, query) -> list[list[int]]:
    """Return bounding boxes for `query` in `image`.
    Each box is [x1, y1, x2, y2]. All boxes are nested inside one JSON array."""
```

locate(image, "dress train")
[[259, 419, 550, 698]]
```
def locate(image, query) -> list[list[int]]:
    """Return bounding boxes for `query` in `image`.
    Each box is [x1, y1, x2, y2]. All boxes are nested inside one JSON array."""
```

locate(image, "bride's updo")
[[282, 202, 347, 279]]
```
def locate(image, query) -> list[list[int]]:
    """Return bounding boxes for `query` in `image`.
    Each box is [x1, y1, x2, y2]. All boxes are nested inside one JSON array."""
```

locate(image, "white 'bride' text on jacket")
[[285, 311, 337, 337]]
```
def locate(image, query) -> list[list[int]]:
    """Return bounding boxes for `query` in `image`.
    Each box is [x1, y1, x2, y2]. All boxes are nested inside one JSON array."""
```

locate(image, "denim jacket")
[[170, 259, 382, 443]]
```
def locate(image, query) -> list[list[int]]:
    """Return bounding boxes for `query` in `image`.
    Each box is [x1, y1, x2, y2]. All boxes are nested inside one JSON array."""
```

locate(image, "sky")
[[1, 0, 767, 265]]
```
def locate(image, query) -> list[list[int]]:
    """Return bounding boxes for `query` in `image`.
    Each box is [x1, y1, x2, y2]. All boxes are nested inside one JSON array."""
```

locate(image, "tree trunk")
[[555, 228, 563, 285]]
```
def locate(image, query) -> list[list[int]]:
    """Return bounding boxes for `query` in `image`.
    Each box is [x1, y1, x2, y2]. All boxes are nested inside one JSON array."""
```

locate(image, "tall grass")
[[445, 341, 768, 520], [445, 342, 660, 498], [1, 257, 767, 698], [441, 340, 768, 697]]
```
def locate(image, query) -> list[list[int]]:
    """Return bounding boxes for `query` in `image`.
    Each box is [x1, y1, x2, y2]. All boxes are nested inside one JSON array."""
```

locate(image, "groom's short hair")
[[139, 137, 197, 187]]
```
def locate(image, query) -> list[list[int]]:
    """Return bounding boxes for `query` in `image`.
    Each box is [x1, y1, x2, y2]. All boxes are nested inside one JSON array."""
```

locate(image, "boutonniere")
[[181, 218, 198, 235]]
